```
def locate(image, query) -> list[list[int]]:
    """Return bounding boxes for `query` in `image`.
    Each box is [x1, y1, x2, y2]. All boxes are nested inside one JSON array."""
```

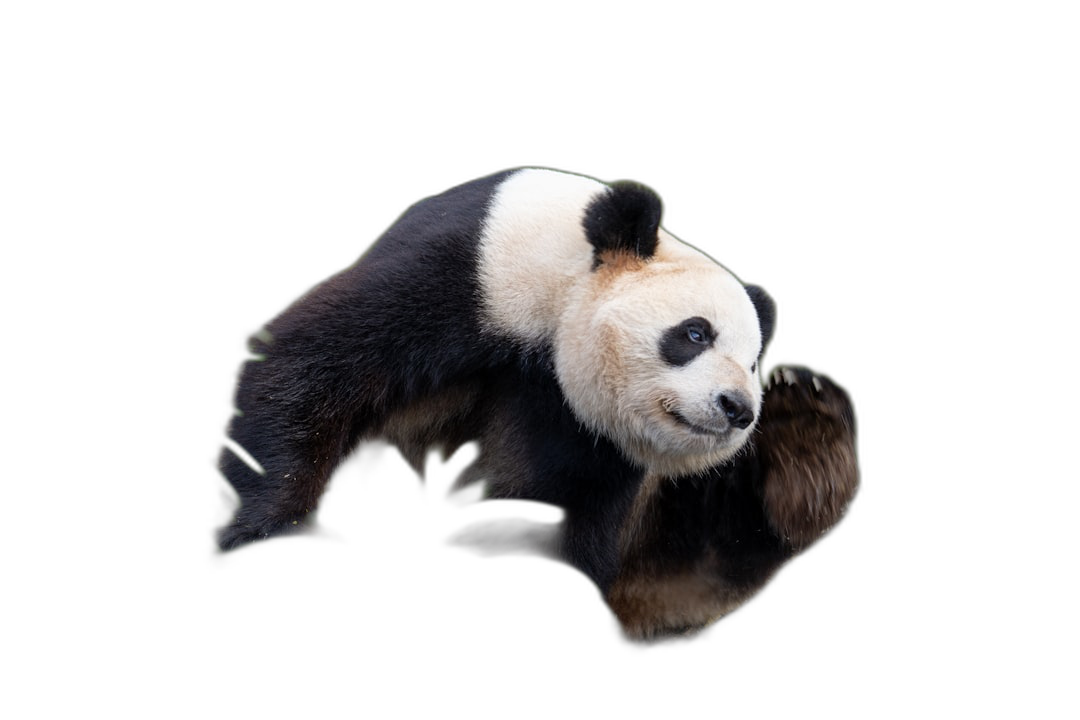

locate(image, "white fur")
[[477, 168, 608, 343], [478, 170, 764, 477]]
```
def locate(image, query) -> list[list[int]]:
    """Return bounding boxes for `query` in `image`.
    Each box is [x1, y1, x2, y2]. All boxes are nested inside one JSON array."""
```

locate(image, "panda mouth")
[[666, 409, 725, 436]]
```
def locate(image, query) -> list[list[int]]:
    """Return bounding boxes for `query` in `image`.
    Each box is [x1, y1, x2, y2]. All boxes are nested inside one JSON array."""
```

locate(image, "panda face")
[[655, 310, 760, 439], [474, 170, 772, 477], [554, 235, 767, 477]]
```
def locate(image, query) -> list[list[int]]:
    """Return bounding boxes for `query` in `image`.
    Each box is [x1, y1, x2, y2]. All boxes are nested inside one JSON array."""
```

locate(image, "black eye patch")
[[659, 316, 715, 367]]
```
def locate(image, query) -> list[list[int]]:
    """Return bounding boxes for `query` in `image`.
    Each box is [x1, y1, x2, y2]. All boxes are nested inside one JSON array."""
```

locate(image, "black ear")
[[744, 284, 776, 353], [583, 181, 662, 264]]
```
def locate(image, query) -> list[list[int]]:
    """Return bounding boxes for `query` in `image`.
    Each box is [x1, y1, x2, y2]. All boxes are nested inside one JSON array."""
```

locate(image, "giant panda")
[[218, 168, 859, 638]]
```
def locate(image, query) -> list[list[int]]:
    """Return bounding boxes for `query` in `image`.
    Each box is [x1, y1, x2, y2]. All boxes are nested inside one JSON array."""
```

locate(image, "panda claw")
[[767, 365, 815, 389]]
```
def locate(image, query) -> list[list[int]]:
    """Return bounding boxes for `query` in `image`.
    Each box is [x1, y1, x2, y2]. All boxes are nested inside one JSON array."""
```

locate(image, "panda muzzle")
[[717, 392, 755, 430]]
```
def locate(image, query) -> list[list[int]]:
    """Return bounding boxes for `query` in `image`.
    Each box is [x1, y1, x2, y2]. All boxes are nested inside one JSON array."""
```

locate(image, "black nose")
[[718, 392, 755, 429]]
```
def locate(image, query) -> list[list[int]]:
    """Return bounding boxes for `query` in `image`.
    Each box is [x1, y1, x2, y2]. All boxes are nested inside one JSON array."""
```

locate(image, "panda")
[[218, 168, 859, 638]]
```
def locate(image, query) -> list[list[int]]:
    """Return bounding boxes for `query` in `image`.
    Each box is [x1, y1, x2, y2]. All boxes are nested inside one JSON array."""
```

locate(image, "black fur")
[[582, 180, 663, 264], [744, 284, 776, 355], [619, 451, 789, 592], [471, 354, 645, 590], [659, 316, 715, 367]]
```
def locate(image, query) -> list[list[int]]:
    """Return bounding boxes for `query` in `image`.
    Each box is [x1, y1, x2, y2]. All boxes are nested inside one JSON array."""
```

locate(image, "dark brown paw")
[[757, 366, 859, 549]]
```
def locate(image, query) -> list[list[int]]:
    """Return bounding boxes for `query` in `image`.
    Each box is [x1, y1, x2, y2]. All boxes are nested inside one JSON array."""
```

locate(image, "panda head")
[[554, 182, 776, 477]]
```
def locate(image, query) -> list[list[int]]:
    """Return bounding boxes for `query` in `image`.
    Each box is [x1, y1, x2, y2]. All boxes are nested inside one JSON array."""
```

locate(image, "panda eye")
[[661, 317, 714, 366], [680, 318, 713, 345]]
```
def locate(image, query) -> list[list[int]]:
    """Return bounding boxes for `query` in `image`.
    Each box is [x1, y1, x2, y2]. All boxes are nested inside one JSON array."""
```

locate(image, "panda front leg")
[[607, 365, 859, 638], [754, 366, 859, 550]]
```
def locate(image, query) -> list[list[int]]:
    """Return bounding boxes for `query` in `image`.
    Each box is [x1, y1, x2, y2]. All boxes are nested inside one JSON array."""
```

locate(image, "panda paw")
[[757, 365, 859, 549], [763, 366, 855, 429]]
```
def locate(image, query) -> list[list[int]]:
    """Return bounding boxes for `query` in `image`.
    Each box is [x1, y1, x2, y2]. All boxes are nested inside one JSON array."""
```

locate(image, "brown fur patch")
[[594, 249, 649, 282], [607, 552, 755, 639], [757, 371, 859, 549], [597, 323, 629, 390]]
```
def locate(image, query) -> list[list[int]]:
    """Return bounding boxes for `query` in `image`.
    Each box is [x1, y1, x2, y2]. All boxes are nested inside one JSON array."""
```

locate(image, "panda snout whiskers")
[[659, 399, 728, 436]]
